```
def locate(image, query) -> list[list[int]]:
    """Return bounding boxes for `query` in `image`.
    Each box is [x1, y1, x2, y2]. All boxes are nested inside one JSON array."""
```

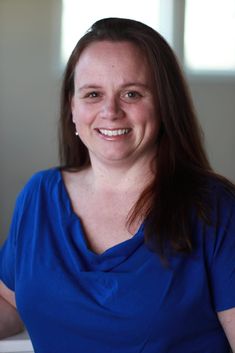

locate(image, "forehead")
[[80, 39, 144, 54], [74, 40, 150, 79]]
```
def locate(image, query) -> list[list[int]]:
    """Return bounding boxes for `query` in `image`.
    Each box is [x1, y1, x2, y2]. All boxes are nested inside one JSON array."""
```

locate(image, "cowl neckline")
[[56, 168, 145, 271]]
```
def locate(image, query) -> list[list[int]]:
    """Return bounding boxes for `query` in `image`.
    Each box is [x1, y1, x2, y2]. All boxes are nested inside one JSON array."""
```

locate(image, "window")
[[184, 0, 235, 72], [61, 0, 163, 65], [61, 1, 235, 74]]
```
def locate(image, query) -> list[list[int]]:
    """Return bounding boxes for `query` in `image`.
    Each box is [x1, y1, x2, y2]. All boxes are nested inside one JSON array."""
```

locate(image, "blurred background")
[[0, 0, 235, 244]]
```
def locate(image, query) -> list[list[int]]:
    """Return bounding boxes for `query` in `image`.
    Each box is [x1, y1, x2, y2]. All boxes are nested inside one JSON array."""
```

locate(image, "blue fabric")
[[1, 168, 235, 353]]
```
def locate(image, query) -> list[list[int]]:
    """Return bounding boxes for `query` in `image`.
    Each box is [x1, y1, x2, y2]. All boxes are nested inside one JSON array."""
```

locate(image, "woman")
[[0, 17, 235, 352]]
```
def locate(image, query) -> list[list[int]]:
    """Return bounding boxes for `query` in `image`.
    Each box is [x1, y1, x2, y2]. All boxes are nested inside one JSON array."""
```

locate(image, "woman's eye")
[[124, 91, 141, 99], [87, 92, 98, 98]]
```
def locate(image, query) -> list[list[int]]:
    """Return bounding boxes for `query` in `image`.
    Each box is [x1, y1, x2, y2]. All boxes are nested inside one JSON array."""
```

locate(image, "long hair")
[[58, 17, 234, 258]]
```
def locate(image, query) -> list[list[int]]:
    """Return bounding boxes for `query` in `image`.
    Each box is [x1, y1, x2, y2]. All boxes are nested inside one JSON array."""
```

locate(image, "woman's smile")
[[95, 128, 132, 141]]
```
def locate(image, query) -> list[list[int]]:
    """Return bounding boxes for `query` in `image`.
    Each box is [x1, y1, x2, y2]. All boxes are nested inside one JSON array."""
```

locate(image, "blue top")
[[1, 168, 235, 353]]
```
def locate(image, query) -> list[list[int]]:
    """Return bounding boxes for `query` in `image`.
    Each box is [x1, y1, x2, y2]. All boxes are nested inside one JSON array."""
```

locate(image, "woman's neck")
[[86, 155, 156, 193]]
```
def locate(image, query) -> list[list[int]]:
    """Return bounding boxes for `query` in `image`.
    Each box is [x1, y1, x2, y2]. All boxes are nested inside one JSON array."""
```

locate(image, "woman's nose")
[[101, 96, 124, 120]]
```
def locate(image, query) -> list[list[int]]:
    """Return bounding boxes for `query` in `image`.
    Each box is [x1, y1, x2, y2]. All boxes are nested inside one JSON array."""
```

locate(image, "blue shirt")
[[0, 168, 235, 353]]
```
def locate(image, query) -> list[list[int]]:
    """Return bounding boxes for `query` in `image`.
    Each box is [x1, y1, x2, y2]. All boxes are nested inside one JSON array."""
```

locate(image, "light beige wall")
[[189, 78, 235, 180], [0, 0, 61, 243], [0, 1, 235, 244]]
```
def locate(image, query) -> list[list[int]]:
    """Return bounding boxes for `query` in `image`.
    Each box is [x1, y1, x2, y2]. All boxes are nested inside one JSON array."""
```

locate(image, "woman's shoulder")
[[204, 175, 235, 226], [208, 175, 235, 205], [17, 167, 61, 203], [24, 166, 60, 187]]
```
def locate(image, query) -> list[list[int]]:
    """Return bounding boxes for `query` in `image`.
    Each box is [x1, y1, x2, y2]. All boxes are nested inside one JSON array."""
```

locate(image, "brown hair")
[[59, 17, 234, 258]]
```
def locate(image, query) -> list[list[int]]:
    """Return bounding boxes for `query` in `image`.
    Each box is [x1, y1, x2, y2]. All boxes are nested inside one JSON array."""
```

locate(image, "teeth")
[[99, 129, 130, 136]]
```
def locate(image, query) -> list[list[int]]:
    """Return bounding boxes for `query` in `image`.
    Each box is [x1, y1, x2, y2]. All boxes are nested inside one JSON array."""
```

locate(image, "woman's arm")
[[218, 308, 235, 353], [0, 281, 24, 339]]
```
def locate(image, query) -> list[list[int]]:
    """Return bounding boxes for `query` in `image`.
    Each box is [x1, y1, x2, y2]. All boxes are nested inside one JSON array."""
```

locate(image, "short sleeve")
[[0, 193, 24, 291], [0, 168, 58, 291], [0, 170, 41, 291], [208, 186, 235, 312]]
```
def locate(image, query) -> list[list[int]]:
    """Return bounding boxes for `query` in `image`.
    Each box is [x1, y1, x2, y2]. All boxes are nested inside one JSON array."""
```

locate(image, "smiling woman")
[[70, 40, 159, 165], [1, 17, 235, 353]]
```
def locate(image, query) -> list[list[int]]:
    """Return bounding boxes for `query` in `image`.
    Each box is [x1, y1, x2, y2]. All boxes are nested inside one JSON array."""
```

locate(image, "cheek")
[[140, 106, 160, 141], [146, 104, 160, 129], [72, 105, 94, 126], [134, 105, 159, 128]]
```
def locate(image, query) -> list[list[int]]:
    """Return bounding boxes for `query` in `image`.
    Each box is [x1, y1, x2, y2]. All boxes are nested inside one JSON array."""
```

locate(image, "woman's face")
[[71, 40, 160, 167]]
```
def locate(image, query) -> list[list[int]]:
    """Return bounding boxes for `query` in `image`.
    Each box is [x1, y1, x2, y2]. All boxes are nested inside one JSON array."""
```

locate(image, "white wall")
[[0, 0, 235, 244]]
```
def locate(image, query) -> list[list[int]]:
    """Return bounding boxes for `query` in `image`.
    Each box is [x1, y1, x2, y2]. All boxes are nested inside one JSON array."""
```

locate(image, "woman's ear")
[[70, 96, 75, 122]]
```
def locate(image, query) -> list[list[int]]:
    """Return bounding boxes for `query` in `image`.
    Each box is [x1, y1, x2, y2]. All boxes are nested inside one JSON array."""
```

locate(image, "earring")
[[75, 131, 79, 136]]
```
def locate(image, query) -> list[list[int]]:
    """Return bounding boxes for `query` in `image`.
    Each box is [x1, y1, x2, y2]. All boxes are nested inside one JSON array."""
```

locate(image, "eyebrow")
[[78, 82, 151, 91], [78, 85, 102, 92], [122, 82, 151, 90]]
